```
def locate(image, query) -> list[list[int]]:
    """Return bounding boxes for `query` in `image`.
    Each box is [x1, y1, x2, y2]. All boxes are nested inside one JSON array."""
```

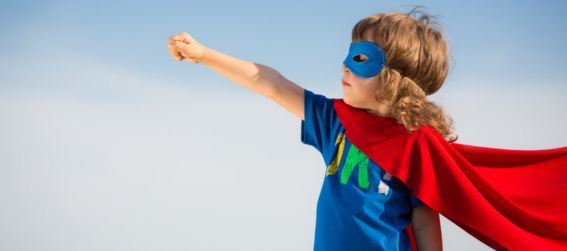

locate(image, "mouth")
[[342, 79, 351, 87]]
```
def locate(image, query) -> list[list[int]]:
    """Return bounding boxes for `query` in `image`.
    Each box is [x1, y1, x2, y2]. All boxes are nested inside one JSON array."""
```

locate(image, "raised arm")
[[168, 32, 304, 120]]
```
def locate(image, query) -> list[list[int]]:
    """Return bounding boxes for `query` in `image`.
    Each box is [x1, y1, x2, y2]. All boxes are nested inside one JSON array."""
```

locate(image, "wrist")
[[199, 46, 212, 64]]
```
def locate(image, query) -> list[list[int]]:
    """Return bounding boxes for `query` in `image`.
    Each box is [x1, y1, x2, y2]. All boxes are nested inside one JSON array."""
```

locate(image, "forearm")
[[413, 220, 442, 251], [200, 47, 280, 98]]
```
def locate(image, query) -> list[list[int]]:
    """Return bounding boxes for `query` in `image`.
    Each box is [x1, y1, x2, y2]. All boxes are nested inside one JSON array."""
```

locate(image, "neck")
[[365, 106, 393, 118]]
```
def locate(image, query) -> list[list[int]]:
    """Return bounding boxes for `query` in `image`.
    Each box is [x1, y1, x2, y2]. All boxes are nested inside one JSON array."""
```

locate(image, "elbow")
[[250, 63, 280, 100], [267, 73, 284, 101], [256, 64, 282, 100]]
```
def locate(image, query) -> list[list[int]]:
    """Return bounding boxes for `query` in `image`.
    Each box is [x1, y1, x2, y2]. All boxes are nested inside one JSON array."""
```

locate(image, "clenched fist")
[[167, 32, 207, 64]]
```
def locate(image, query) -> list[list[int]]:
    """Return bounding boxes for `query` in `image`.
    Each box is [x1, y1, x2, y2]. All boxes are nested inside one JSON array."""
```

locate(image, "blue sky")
[[3, 0, 567, 92], [1, 1, 566, 250]]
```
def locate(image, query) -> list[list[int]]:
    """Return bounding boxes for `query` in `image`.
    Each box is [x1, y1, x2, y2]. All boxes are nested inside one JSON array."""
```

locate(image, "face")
[[341, 39, 394, 117], [341, 61, 381, 110]]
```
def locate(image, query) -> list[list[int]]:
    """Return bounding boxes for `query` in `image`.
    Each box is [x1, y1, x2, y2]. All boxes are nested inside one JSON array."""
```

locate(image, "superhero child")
[[167, 9, 567, 251]]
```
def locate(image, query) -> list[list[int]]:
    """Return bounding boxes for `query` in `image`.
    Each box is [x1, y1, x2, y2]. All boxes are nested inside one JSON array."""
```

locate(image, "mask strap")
[[386, 66, 424, 94]]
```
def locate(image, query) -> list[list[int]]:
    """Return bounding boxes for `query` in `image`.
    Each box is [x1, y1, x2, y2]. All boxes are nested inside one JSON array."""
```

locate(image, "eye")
[[352, 54, 368, 62]]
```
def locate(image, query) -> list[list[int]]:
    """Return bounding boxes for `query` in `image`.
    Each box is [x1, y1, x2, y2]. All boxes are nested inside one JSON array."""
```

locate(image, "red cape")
[[333, 99, 567, 251]]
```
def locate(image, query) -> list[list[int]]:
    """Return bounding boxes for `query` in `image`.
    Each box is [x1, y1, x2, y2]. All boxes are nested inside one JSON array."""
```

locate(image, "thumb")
[[179, 32, 196, 44], [174, 41, 199, 64]]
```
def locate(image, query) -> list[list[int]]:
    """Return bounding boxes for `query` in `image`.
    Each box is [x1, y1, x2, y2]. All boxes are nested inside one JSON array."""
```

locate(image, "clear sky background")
[[1, 1, 566, 250]]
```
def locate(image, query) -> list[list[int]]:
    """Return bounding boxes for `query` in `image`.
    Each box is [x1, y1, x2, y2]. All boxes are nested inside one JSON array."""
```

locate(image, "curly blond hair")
[[351, 8, 458, 142]]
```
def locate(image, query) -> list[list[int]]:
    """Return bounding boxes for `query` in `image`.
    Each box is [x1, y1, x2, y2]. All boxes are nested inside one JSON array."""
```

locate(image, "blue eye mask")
[[343, 41, 386, 78]]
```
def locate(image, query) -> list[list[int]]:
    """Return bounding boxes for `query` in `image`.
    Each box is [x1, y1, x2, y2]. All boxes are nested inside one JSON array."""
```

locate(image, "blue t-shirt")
[[301, 89, 423, 251]]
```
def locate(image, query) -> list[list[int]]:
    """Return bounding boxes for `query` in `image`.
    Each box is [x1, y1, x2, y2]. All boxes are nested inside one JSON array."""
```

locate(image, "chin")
[[343, 97, 361, 108], [342, 96, 351, 105]]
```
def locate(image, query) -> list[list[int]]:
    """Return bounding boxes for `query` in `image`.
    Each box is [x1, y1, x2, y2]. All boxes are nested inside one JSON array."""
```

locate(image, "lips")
[[342, 79, 351, 87]]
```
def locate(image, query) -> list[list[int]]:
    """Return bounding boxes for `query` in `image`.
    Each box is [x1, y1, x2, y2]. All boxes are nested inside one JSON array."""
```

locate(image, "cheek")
[[361, 81, 379, 97]]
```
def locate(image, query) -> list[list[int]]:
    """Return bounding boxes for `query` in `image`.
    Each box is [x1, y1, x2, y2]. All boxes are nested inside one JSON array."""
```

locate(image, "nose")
[[342, 64, 349, 73]]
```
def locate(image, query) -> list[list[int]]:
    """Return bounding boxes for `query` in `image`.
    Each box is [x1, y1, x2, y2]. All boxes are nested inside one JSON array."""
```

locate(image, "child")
[[167, 10, 567, 251]]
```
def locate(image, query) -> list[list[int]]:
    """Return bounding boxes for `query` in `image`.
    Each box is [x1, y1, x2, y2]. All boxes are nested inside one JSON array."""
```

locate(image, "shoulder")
[[304, 89, 336, 108], [414, 125, 441, 137], [414, 125, 457, 143]]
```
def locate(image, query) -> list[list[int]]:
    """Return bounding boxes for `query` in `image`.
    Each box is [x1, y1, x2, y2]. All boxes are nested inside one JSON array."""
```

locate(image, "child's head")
[[341, 8, 456, 142]]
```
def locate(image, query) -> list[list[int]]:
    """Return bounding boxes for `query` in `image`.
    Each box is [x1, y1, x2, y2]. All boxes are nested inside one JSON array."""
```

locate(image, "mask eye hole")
[[353, 54, 368, 62]]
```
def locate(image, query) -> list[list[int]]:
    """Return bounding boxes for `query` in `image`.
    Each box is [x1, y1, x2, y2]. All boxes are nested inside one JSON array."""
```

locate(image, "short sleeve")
[[301, 89, 343, 166], [410, 194, 424, 208]]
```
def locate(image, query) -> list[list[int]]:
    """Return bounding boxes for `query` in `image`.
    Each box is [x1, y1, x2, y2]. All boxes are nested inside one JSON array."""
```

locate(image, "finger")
[[167, 35, 179, 43], [167, 41, 183, 59], [168, 33, 184, 43], [168, 34, 188, 60], [173, 41, 191, 59], [168, 36, 184, 45], [169, 33, 185, 42], [167, 42, 184, 61], [178, 32, 194, 44]]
